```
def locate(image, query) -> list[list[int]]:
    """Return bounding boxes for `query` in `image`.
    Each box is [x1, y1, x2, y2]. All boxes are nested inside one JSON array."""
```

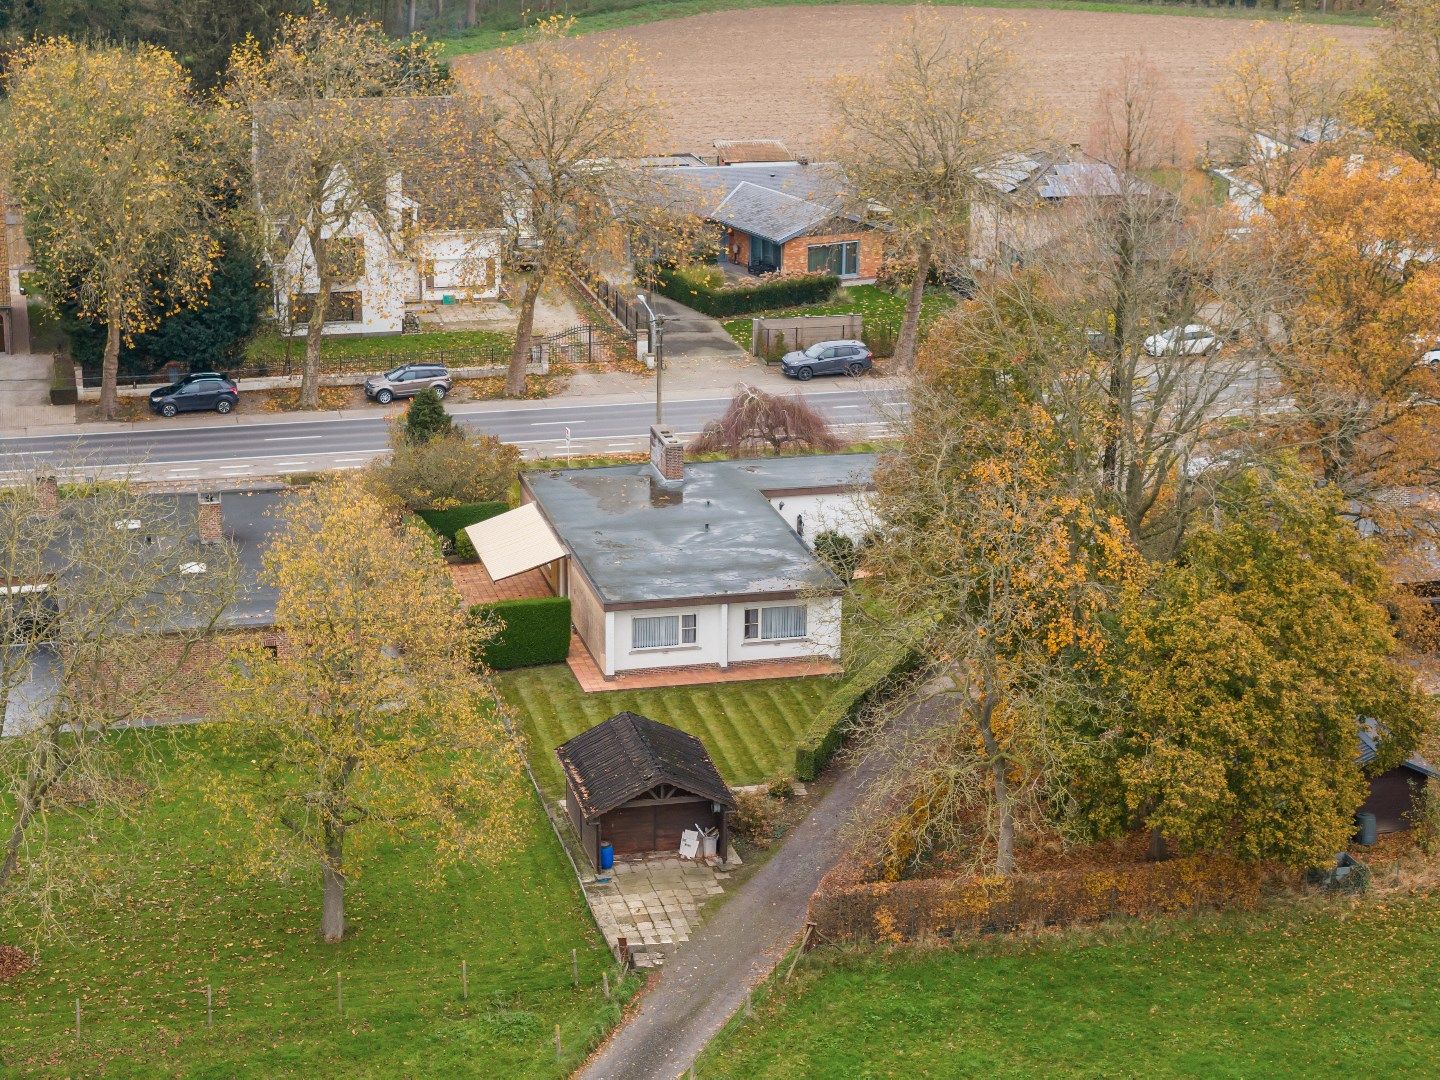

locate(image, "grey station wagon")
[[779, 340, 873, 381]]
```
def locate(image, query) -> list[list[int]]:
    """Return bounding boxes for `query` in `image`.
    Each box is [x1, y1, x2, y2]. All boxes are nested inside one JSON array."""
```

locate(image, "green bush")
[[404, 388, 456, 443], [657, 265, 838, 318], [415, 501, 510, 562], [814, 531, 858, 583], [469, 596, 571, 670], [794, 643, 921, 781]]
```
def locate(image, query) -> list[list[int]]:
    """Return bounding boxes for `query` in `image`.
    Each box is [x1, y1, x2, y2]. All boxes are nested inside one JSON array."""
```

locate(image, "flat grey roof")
[[523, 454, 876, 606]]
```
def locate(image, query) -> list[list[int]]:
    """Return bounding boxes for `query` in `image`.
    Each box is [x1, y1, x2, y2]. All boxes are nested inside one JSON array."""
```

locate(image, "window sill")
[[740, 637, 811, 646], [630, 643, 702, 655]]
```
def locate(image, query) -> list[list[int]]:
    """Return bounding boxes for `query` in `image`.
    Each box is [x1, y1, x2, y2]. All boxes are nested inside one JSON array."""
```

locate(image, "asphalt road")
[[0, 386, 906, 483]]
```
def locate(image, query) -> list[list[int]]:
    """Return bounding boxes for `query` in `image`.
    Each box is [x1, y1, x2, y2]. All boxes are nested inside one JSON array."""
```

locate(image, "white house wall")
[[275, 206, 414, 335], [608, 596, 841, 675], [766, 492, 873, 549], [417, 232, 502, 302]]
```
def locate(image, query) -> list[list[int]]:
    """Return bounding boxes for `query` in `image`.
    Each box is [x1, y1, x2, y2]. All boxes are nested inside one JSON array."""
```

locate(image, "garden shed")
[[1357, 723, 1440, 834], [556, 712, 735, 867]]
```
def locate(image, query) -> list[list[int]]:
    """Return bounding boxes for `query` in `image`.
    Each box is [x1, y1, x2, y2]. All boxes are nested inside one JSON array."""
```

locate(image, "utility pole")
[[636, 293, 668, 425]]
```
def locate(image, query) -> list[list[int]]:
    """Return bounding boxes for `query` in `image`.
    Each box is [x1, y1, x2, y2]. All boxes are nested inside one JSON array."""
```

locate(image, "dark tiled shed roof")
[[556, 712, 735, 818]]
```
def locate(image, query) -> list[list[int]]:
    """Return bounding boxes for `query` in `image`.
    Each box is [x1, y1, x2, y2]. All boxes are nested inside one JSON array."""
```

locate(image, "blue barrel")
[[599, 842, 615, 870]]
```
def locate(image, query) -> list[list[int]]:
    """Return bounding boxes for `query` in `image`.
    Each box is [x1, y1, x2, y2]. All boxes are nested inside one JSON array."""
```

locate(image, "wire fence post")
[[554, 1023, 562, 1060], [74, 998, 81, 1039], [336, 972, 343, 1017], [571, 948, 579, 989], [206, 984, 214, 1029], [602, 970, 610, 999], [461, 960, 469, 1002]]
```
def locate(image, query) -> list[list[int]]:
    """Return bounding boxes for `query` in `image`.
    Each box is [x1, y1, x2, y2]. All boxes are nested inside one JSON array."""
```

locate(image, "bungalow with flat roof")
[[463, 429, 874, 681]]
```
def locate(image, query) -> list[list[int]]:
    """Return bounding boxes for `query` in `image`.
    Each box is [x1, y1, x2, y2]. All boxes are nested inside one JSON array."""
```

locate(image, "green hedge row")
[[657, 265, 839, 318], [415, 501, 510, 561], [794, 644, 922, 782], [468, 596, 572, 670]]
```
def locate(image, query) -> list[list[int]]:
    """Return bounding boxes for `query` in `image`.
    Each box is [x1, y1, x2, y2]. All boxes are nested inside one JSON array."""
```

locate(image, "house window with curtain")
[[742, 604, 808, 641], [806, 241, 859, 277], [632, 613, 697, 650]]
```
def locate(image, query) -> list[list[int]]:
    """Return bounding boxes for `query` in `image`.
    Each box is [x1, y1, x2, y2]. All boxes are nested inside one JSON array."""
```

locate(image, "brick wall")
[[781, 230, 883, 281], [726, 228, 750, 267]]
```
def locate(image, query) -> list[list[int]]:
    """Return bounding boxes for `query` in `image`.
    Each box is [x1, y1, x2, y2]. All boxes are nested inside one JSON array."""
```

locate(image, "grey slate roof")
[[711, 181, 835, 244], [1358, 719, 1440, 780], [556, 711, 735, 817], [643, 162, 853, 237], [522, 453, 876, 606], [976, 150, 1163, 202]]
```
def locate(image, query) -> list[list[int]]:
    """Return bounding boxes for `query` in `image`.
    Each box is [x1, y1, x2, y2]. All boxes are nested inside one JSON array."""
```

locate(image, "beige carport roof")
[[463, 503, 567, 581]]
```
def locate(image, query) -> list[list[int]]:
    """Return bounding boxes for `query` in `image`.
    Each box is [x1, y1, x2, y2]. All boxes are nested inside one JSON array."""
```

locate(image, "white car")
[[1143, 324, 1220, 357], [1419, 339, 1440, 366]]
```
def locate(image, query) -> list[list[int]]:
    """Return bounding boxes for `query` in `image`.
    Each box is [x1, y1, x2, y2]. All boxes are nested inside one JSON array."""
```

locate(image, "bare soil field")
[[455, 5, 1380, 155]]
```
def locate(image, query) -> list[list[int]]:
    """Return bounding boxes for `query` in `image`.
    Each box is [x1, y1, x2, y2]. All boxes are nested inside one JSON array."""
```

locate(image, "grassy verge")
[[0, 727, 628, 1078], [439, 0, 1379, 58], [721, 284, 957, 354], [697, 896, 1440, 1077], [497, 664, 841, 796], [245, 328, 515, 367]]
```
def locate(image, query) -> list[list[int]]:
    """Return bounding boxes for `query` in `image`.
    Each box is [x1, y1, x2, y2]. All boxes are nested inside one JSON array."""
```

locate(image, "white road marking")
[[529, 420, 586, 427], [272, 461, 306, 467], [263, 435, 325, 442], [167, 468, 199, 475]]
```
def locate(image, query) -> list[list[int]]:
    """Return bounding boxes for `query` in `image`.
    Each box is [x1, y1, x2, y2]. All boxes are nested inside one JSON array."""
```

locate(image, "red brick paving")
[[450, 562, 553, 606], [565, 633, 842, 692]]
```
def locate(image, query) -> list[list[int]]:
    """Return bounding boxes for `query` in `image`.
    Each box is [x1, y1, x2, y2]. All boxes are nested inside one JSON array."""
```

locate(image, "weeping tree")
[[688, 385, 842, 456]]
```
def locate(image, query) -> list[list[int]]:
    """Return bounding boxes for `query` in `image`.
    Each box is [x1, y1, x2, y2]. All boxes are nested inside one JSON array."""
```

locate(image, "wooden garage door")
[[603, 800, 713, 855]]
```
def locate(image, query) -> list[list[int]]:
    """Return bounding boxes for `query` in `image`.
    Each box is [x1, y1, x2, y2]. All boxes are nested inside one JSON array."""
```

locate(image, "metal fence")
[[752, 313, 864, 361], [584, 276, 644, 338]]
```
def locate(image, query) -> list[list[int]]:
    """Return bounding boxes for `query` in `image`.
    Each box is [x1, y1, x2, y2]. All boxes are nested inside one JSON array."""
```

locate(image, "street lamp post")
[[636, 293, 667, 425]]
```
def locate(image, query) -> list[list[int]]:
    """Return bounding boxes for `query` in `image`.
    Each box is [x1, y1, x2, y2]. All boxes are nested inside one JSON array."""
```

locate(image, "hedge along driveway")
[[720, 284, 957, 353], [497, 665, 840, 797]]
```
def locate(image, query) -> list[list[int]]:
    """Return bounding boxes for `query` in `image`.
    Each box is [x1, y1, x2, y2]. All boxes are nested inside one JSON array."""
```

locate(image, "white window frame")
[[631, 612, 699, 651], [742, 604, 808, 642]]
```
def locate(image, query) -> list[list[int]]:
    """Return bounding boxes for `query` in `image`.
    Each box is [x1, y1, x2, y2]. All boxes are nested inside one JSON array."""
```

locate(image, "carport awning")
[[463, 502, 567, 581]]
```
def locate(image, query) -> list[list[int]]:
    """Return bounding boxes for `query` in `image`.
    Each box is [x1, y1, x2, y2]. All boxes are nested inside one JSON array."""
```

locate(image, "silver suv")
[[363, 364, 453, 405]]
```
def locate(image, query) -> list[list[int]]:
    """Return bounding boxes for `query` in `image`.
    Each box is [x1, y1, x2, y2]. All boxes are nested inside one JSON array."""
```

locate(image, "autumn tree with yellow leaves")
[[227, 6, 451, 410], [853, 324, 1143, 877], [1255, 152, 1440, 533], [1351, 0, 1440, 170], [469, 17, 694, 397], [4, 40, 227, 420], [213, 480, 525, 943], [829, 9, 1032, 370]]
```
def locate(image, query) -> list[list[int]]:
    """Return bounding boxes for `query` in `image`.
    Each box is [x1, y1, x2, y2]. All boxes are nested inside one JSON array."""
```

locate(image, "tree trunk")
[[321, 836, 346, 943], [894, 235, 933, 371], [100, 307, 122, 421], [408, 0, 418, 33], [0, 757, 48, 891], [301, 230, 328, 412], [506, 278, 541, 398], [1146, 825, 1169, 862], [975, 697, 1015, 876], [465, 0, 479, 26]]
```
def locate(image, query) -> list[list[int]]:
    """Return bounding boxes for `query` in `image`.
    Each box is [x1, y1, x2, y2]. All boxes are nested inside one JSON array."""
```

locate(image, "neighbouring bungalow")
[[645, 155, 884, 283], [463, 428, 873, 681], [968, 149, 1167, 270], [254, 97, 504, 337], [556, 711, 735, 866]]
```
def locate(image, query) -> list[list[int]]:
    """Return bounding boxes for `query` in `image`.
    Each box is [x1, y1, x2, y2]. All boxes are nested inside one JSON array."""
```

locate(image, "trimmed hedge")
[[657, 265, 839, 319], [795, 643, 921, 782], [469, 596, 572, 670], [415, 501, 510, 561], [807, 853, 1264, 945]]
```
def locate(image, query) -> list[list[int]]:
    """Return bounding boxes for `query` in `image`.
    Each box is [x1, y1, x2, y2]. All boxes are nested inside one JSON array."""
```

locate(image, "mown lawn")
[[0, 727, 627, 1079], [497, 665, 840, 796], [697, 897, 1440, 1077], [245, 328, 514, 367], [721, 284, 957, 354], [438, 0, 1376, 58]]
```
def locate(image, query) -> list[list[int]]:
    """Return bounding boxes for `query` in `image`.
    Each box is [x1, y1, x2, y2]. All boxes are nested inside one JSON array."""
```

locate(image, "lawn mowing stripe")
[[706, 687, 767, 784]]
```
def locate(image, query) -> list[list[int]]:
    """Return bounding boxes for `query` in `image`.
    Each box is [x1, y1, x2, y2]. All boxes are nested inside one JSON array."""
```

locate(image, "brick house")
[[646, 160, 884, 284]]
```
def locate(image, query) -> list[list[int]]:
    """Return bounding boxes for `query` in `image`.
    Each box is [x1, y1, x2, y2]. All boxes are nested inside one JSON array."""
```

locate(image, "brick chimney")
[[34, 475, 59, 517], [197, 492, 224, 545], [648, 425, 684, 486]]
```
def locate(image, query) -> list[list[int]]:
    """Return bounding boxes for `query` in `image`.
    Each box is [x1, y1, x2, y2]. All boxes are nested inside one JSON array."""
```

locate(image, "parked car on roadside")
[[1418, 338, 1440, 366], [779, 340, 873, 381], [1143, 324, 1221, 357], [148, 373, 239, 417], [363, 364, 453, 405]]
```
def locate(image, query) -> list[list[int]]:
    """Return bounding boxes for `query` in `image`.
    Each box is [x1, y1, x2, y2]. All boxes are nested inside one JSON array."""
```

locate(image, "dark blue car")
[[149, 373, 239, 417]]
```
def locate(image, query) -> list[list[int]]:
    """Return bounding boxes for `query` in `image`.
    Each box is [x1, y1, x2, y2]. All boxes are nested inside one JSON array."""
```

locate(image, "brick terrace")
[[449, 563, 552, 605], [565, 633, 843, 692]]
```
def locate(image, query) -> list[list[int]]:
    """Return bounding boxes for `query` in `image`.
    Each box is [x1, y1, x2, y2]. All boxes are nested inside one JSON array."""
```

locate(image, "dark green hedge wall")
[[468, 596, 572, 670]]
